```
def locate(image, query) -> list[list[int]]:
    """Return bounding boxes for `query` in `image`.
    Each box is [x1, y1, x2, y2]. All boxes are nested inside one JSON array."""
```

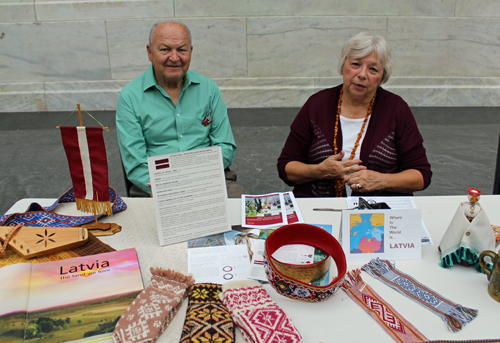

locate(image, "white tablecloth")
[[7, 195, 500, 343]]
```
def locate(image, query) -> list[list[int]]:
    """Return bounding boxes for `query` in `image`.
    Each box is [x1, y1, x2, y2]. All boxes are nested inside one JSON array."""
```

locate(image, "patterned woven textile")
[[0, 186, 127, 228], [264, 223, 346, 302], [221, 280, 302, 343], [362, 258, 478, 332], [112, 268, 195, 343], [180, 283, 234, 343], [342, 269, 428, 343], [60, 126, 113, 215]]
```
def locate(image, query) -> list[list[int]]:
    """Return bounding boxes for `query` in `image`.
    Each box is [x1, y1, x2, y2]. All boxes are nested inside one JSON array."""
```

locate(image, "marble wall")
[[1, 0, 500, 112]]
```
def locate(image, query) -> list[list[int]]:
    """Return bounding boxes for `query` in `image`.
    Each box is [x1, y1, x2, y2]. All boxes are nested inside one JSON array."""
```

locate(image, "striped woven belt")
[[0, 187, 126, 227], [264, 223, 346, 302]]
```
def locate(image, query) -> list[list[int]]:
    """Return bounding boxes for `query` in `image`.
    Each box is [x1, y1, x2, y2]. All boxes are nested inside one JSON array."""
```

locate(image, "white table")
[[6, 195, 500, 343]]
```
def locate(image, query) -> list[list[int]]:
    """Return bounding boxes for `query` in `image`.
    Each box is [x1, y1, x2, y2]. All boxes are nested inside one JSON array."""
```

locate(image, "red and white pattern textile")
[[221, 280, 302, 343], [342, 270, 428, 343], [112, 268, 195, 343], [60, 126, 111, 213]]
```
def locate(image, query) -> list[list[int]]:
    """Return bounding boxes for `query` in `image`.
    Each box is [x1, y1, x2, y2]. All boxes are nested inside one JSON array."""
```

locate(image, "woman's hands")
[[344, 169, 424, 193], [285, 152, 425, 193], [344, 170, 386, 192], [316, 151, 367, 180], [284, 151, 366, 184]]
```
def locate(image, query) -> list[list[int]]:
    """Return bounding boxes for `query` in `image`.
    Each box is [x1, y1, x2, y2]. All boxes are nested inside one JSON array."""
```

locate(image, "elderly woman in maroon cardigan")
[[277, 32, 432, 198]]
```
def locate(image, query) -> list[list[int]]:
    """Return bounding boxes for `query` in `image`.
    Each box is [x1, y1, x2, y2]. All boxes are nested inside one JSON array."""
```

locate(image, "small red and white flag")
[[155, 158, 170, 170], [60, 126, 112, 215]]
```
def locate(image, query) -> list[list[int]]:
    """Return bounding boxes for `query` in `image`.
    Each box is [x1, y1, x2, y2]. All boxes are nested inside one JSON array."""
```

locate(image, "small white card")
[[340, 209, 422, 261], [188, 245, 251, 284]]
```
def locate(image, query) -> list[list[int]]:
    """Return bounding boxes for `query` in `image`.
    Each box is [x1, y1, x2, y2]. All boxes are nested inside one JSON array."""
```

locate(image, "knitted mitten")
[[112, 268, 195, 343], [180, 283, 235, 343], [220, 280, 302, 343]]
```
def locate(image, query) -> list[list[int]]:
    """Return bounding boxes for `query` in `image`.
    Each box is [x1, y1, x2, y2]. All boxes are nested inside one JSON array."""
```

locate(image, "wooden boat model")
[[0, 225, 88, 259]]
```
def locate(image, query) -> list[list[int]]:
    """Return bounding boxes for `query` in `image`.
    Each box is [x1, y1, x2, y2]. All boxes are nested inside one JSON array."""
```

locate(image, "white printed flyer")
[[148, 146, 231, 246]]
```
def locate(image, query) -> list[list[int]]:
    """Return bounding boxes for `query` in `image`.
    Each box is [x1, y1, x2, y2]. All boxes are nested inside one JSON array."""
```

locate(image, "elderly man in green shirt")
[[117, 21, 246, 197]]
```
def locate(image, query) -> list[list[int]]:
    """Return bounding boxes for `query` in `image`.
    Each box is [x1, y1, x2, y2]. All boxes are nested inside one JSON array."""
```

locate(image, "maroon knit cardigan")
[[277, 85, 432, 197]]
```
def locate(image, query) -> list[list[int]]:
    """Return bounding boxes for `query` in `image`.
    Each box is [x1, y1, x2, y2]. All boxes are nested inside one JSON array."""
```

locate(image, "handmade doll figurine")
[[464, 188, 482, 222], [439, 188, 495, 271]]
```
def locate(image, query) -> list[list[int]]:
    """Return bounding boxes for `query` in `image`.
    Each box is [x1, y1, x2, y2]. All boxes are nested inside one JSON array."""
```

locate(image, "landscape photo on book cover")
[[0, 248, 143, 343]]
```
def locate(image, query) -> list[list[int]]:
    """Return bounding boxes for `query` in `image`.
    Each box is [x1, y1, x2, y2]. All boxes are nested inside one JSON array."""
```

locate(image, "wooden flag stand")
[[58, 103, 121, 237]]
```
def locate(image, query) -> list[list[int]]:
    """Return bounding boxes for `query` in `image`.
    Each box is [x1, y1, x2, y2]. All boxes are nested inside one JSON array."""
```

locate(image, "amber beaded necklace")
[[333, 87, 376, 197]]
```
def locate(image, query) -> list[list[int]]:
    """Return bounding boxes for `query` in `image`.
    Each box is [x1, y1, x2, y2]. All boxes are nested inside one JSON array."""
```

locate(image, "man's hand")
[[147, 182, 153, 197]]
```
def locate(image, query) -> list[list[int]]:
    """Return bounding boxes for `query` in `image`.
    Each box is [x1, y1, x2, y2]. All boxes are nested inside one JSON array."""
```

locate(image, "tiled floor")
[[1, 107, 499, 215]]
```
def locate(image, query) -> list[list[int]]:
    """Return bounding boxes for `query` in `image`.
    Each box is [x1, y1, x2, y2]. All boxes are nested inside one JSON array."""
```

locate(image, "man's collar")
[[143, 65, 200, 92], [180, 70, 201, 92], [143, 64, 158, 91]]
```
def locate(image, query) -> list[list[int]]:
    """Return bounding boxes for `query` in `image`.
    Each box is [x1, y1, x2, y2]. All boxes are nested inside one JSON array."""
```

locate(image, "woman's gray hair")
[[148, 21, 192, 46], [338, 32, 392, 84]]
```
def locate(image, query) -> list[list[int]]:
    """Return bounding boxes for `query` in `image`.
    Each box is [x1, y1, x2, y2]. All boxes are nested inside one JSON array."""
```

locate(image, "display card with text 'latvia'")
[[340, 209, 421, 262]]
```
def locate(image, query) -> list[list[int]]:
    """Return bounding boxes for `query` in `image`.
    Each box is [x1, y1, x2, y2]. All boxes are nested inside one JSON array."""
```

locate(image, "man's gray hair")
[[338, 32, 392, 84], [148, 21, 192, 46]]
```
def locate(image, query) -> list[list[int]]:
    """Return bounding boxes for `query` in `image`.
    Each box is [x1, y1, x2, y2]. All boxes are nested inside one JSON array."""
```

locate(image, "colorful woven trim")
[[0, 187, 126, 227], [180, 283, 235, 343], [342, 269, 428, 343], [264, 223, 346, 302], [362, 258, 478, 332], [264, 252, 343, 302], [439, 246, 486, 273]]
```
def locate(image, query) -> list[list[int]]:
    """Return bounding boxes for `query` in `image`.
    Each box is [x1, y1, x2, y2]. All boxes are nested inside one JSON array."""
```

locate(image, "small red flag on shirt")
[[60, 126, 112, 215]]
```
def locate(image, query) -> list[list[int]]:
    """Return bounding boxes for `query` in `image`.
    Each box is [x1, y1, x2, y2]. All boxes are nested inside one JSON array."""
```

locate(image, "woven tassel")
[[76, 198, 113, 216], [360, 257, 393, 278], [447, 304, 478, 330], [342, 269, 363, 289], [442, 313, 462, 333]]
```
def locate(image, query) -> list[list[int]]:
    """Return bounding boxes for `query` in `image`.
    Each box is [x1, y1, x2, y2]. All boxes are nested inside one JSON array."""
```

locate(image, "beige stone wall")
[[1, 0, 500, 112]]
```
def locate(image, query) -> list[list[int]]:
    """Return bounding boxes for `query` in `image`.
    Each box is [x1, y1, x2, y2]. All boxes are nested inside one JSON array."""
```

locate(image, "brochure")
[[0, 248, 143, 343], [148, 146, 231, 246], [242, 192, 303, 229]]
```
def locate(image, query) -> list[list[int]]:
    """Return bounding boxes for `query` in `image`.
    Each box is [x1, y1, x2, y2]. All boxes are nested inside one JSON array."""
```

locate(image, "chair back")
[[120, 158, 132, 197], [494, 133, 500, 194]]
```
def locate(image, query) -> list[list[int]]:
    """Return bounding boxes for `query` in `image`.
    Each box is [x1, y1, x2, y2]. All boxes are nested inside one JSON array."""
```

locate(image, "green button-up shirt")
[[116, 65, 237, 193]]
